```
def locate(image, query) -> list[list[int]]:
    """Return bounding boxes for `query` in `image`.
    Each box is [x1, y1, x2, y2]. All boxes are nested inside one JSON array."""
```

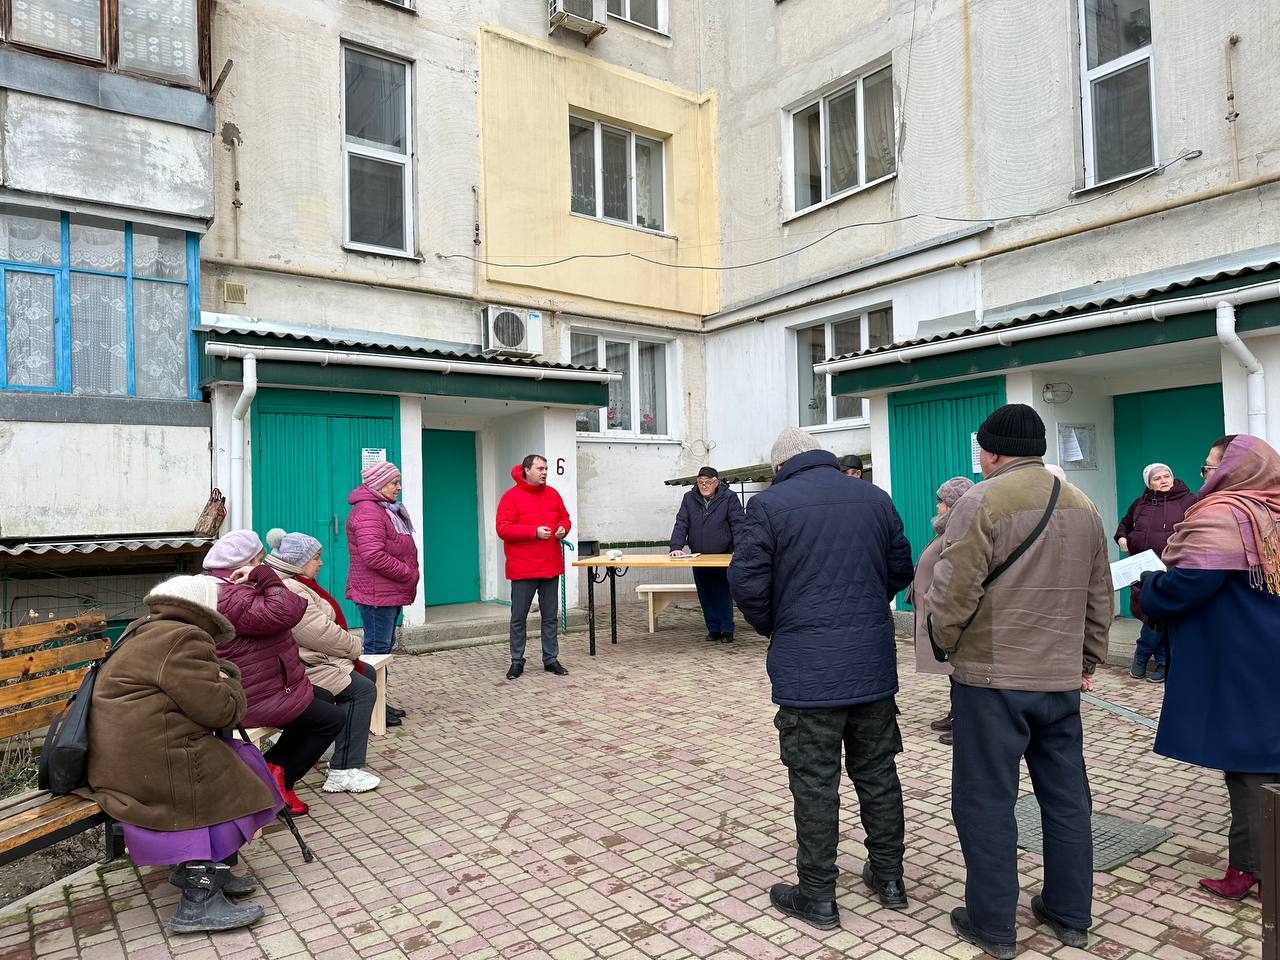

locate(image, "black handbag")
[[38, 620, 144, 795], [929, 478, 1062, 662]]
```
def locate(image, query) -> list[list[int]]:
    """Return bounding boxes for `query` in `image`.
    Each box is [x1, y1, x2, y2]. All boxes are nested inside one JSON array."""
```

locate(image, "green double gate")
[[888, 377, 1006, 609]]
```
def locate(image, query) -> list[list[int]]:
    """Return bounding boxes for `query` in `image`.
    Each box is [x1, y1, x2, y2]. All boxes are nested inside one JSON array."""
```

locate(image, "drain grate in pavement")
[[1014, 793, 1173, 871]]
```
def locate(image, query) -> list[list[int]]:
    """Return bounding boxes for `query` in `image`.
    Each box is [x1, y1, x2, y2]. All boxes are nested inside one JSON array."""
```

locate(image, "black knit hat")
[[977, 403, 1047, 457]]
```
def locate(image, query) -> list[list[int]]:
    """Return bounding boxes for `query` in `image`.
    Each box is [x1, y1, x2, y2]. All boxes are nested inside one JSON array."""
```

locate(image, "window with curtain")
[[568, 116, 665, 232], [573, 331, 670, 437], [796, 307, 894, 425], [343, 47, 413, 254], [7, 1, 207, 88], [789, 64, 896, 215], [607, 0, 667, 32], [0, 205, 194, 398], [1079, 0, 1154, 185]]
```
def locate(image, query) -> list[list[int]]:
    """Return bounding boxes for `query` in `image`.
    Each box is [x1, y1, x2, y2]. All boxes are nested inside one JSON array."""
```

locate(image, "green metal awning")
[[666, 456, 873, 486]]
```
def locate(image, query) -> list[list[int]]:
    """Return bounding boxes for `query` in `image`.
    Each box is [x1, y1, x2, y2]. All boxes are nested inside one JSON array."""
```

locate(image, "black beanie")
[[977, 403, 1047, 457]]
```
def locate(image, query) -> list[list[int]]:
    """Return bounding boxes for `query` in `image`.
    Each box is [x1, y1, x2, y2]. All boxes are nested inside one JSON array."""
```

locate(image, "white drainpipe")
[[1216, 301, 1267, 439], [229, 353, 257, 531]]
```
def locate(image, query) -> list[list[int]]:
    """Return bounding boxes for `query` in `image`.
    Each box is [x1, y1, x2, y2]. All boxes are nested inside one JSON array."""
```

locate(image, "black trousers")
[[1225, 770, 1280, 875], [775, 697, 905, 901], [952, 685, 1093, 945], [263, 691, 345, 789]]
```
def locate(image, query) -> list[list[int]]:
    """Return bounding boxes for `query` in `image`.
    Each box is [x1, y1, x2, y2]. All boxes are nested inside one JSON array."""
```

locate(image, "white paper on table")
[[1110, 550, 1166, 589], [674, 552, 701, 559]]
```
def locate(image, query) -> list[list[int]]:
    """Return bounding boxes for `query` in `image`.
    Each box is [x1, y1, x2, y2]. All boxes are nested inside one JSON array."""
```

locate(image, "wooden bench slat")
[[0, 799, 104, 856], [0, 668, 87, 711], [0, 616, 107, 653], [0, 638, 109, 682], [0, 700, 66, 740], [0, 789, 65, 817], [0, 794, 89, 834]]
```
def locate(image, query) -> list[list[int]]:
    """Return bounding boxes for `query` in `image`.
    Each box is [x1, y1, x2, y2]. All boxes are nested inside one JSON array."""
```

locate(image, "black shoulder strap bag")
[[929, 477, 1062, 662]]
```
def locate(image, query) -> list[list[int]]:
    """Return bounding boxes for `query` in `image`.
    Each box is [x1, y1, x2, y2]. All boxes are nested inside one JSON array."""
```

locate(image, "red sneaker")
[[1199, 866, 1258, 900], [267, 762, 309, 816]]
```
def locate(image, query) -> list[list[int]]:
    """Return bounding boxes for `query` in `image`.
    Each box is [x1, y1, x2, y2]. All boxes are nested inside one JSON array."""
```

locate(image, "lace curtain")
[[11, 0, 101, 59], [601, 129, 629, 221], [634, 137, 663, 231], [133, 225, 187, 280], [606, 340, 631, 430], [5, 272, 56, 388], [70, 217, 125, 272], [863, 67, 896, 181], [828, 87, 859, 194], [134, 281, 187, 398], [571, 333, 600, 431], [637, 342, 666, 435], [118, 0, 199, 84], [71, 275, 128, 397], [0, 207, 60, 266]]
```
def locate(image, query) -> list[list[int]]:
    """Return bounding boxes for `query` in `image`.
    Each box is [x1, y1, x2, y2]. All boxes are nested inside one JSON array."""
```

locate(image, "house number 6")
[[556, 458, 566, 476]]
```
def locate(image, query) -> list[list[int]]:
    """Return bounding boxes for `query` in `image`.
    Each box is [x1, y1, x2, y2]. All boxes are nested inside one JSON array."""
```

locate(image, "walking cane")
[[236, 726, 318, 864]]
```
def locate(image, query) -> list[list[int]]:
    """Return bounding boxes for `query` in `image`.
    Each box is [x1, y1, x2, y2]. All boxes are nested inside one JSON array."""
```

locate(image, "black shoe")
[[384, 709, 402, 727], [387, 705, 407, 718], [1147, 663, 1167, 683], [167, 862, 264, 934], [506, 659, 525, 680], [861, 862, 908, 910], [544, 660, 569, 676], [1130, 654, 1149, 679], [939, 730, 954, 746], [1031, 895, 1088, 949], [950, 908, 1015, 959], [768, 883, 839, 930], [705, 632, 721, 642], [169, 865, 256, 897], [718, 633, 735, 644], [929, 713, 953, 732]]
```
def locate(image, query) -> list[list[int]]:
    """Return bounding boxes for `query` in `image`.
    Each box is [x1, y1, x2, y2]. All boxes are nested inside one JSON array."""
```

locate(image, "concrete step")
[[397, 603, 588, 652]]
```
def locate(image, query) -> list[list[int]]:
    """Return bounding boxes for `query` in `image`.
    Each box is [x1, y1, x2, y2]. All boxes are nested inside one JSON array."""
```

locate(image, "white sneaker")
[[322, 768, 381, 793]]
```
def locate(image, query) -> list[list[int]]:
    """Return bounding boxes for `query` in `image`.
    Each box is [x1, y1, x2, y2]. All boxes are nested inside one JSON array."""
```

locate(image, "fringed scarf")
[[1162, 434, 1280, 594], [366, 483, 415, 535]]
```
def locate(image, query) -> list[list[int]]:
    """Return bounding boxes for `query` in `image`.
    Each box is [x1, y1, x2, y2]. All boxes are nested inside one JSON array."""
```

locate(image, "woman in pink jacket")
[[346, 461, 419, 725]]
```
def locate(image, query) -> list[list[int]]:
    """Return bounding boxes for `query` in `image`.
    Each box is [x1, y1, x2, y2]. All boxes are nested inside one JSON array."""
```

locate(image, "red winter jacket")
[[212, 564, 311, 727], [345, 485, 420, 607], [496, 464, 572, 581]]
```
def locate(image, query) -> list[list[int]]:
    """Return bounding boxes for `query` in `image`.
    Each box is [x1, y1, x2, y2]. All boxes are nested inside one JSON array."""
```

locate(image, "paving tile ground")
[[0, 605, 1264, 959]]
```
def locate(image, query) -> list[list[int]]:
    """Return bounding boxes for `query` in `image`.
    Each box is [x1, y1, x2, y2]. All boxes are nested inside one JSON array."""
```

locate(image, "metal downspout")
[[229, 353, 257, 530], [1215, 301, 1267, 439]]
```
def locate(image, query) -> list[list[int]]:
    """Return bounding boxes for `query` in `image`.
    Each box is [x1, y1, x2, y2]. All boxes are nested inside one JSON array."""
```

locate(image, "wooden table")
[[571, 554, 731, 655]]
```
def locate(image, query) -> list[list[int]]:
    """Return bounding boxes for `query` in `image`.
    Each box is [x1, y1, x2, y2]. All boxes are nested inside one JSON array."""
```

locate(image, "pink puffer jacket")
[[345, 485, 419, 607]]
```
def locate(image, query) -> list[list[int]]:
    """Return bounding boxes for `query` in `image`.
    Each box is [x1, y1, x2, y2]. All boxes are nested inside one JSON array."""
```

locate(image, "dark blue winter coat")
[[1141, 567, 1280, 773], [669, 483, 745, 554], [728, 449, 914, 708]]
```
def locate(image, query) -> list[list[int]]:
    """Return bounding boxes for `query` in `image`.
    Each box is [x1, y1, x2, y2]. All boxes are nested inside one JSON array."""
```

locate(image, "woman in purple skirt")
[[79, 575, 282, 933]]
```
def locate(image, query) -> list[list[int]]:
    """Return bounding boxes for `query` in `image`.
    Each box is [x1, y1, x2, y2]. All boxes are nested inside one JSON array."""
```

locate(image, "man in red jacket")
[[496, 454, 572, 680], [496, 455, 573, 680]]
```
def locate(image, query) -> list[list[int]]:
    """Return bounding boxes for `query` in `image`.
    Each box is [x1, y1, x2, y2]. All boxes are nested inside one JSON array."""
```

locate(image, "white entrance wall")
[[399, 398, 427, 627]]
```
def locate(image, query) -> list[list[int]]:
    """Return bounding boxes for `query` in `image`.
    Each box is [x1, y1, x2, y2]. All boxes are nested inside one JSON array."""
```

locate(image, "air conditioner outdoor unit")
[[482, 305, 544, 358], [549, 0, 608, 41]]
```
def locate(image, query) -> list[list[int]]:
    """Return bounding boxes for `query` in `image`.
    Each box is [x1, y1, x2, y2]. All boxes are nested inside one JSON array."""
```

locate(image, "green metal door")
[[251, 390, 401, 627], [1113, 382, 1224, 616], [422, 429, 481, 606], [888, 376, 1007, 608]]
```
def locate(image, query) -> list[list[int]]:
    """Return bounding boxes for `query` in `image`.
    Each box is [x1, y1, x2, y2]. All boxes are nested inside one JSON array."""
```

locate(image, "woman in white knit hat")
[[266, 529, 381, 794]]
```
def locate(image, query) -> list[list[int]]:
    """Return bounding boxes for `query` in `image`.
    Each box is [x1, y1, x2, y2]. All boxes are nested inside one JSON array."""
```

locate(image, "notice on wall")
[[970, 433, 981, 473], [1057, 423, 1098, 471], [361, 447, 387, 469]]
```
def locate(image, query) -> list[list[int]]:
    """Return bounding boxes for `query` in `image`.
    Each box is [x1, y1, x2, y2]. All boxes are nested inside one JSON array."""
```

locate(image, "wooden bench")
[[635, 584, 700, 634], [0, 615, 117, 868], [242, 653, 393, 745]]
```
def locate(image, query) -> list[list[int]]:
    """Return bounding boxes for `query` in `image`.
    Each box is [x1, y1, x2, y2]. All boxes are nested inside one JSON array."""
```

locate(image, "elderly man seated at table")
[[670, 466, 745, 643]]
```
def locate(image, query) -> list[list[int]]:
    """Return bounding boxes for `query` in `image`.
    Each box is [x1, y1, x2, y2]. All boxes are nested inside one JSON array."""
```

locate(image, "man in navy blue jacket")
[[669, 467, 745, 642], [729, 427, 914, 930]]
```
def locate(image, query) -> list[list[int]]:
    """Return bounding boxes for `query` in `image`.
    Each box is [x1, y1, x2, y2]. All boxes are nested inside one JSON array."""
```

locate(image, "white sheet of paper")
[[1110, 550, 1166, 589], [675, 552, 701, 559], [1062, 428, 1084, 462]]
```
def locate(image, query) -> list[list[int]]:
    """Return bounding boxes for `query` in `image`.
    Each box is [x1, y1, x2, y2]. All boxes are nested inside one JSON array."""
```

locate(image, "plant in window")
[[641, 412, 657, 434]]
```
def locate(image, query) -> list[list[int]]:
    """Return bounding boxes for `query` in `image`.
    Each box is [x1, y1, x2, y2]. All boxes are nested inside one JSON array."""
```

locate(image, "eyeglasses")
[[696, 478, 717, 485], [1200, 464, 1218, 478]]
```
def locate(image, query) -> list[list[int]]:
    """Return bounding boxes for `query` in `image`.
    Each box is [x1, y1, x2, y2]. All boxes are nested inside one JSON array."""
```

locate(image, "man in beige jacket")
[[926, 404, 1111, 958]]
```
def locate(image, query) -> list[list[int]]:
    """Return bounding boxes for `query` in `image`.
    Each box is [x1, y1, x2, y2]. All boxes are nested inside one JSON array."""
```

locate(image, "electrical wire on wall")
[[439, 149, 1201, 273]]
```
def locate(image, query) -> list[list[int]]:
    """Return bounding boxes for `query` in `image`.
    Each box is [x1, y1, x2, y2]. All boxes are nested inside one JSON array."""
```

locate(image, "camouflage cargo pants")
[[774, 696, 905, 901]]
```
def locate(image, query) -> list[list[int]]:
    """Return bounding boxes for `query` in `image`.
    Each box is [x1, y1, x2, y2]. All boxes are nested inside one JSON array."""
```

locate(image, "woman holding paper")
[[1114, 463, 1196, 682], [1138, 434, 1280, 902]]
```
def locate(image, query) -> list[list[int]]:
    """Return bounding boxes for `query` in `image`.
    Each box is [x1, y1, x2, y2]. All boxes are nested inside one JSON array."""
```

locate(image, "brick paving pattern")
[[0, 606, 1264, 959]]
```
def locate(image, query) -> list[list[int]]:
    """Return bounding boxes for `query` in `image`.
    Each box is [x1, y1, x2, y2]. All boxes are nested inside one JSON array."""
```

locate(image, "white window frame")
[[1077, 0, 1157, 188], [572, 330, 674, 439], [606, 0, 669, 34], [569, 115, 666, 234], [786, 64, 896, 219], [341, 45, 415, 257], [797, 309, 892, 427]]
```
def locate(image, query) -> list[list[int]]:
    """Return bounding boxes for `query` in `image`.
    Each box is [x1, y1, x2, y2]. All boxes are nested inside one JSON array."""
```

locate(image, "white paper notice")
[[361, 447, 387, 469], [1061, 427, 1084, 463], [970, 433, 981, 473], [1110, 550, 1166, 589]]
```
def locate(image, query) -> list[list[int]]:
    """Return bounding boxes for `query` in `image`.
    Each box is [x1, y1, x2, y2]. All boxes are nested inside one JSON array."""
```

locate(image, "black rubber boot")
[[768, 882, 839, 930], [506, 659, 526, 680], [167, 862, 264, 934], [168, 863, 257, 897]]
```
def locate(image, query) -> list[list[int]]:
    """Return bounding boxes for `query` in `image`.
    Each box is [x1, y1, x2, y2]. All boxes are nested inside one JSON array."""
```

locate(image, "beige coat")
[[278, 576, 362, 695], [909, 535, 952, 676]]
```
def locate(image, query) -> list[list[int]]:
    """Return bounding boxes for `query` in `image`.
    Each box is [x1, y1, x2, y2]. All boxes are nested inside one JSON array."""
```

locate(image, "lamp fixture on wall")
[[1042, 382, 1074, 404]]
